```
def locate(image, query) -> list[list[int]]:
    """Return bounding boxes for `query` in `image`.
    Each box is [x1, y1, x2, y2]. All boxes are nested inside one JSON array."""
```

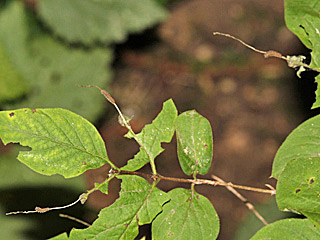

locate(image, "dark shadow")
[[0, 186, 92, 239], [292, 49, 320, 120]]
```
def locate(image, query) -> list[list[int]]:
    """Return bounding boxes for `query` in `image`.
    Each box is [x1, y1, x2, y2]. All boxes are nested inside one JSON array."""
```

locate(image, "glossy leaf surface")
[[175, 110, 213, 175]]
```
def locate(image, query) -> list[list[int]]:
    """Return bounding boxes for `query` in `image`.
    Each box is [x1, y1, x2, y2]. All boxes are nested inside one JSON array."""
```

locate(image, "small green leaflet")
[[0, 108, 111, 178], [276, 157, 320, 229], [272, 114, 320, 179], [152, 188, 219, 240], [285, 0, 320, 108], [175, 110, 213, 175], [60, 175, 169, 240], [121, 99, 177, 171], [250, 218, 320, 239], [38, 0, 167, 45]]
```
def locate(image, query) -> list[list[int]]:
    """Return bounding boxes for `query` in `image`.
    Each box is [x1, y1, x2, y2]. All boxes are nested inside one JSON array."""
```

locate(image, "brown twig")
[[118, 170, 275, 195], [212, 174, 269, 226], [59, 214, 91, 227], [213, 31, 320, 73]]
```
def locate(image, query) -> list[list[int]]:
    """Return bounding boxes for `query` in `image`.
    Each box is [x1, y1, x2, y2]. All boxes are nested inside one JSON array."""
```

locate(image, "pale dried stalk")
[[213, 31, 320, 73], [6, 193, 86, 215], [59, 214, 91, 227], [212, 174, 269, 226]]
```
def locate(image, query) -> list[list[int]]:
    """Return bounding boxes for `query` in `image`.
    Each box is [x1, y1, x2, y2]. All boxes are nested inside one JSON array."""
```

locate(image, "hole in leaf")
[[9, 112, 14, 117]]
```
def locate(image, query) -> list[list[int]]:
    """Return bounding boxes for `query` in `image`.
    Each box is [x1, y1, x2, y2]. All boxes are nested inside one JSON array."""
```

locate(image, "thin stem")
[[84, 171, 118, 200], [213, 31, 320, 73], [6, 193, 86, 215], [212, 174, 269, 226], [79, 85, 158, 175], [213, 32, 267, 55], [118, 170, 276, 195], [59, 214, 91, 227]]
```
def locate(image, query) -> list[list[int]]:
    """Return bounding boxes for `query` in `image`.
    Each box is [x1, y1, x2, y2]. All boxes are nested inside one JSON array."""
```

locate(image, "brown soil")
[[85, 1, 305, 239]]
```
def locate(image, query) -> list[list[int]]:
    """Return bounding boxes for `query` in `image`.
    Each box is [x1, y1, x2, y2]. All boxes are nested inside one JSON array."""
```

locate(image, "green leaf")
[[175, 111, 213, 175], [0, 108, 111, 178], [152, 188, 219, 240], [250, 218, 320, 240], [276, 157, 320, 228], [38, 0, 167, 45], [49, 233, 68, 240], [64, 175, 169, 240], [0, 1, 112, 122], [284, 0, 320, 108], [121, 99, 177, 171], [272, 114, 320, 179], [0, 147, 85, 189], [0, 44, 27, 103]]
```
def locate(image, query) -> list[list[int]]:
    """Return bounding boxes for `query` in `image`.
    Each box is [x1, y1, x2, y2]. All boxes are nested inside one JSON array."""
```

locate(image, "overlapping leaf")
[[61, 175, 169, 239], [0, 108, 111, 178], [250, 219, 320, 239], [121, 99, 177, 171], [38, 0, 167, 45], [0, 1, 112, 122], [276, 157, 320, 229], [152, 188, 219, 240], [175, 111, 213, 175], [285, 0, 320, 108], [272, 114, 320, 179]]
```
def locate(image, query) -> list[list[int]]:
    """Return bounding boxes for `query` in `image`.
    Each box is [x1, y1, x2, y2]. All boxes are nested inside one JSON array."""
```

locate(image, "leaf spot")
[[82, 162, 86, 165], [9, 112, 14, 117], [295, 189, 301, 193], [186, 197, 191, 202], [309, 177, 315, 184], [168, 232, 173, 236], [171, 209, 175, 214], [32, 109, 36, 113]]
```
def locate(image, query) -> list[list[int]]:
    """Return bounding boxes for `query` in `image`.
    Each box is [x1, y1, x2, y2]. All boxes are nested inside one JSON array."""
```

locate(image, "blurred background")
[[0, 0, 318, 239]]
